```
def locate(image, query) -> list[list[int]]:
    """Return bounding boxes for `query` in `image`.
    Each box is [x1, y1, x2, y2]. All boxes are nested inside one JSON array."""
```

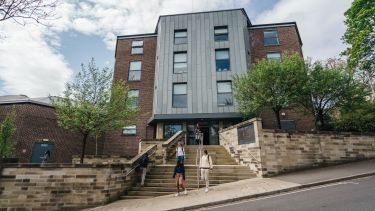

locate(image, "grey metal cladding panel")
[[187, 15, 193, 113], [156, 18, 166, 114], [207, 13, 214, 113], [163, 16, 171, 114]]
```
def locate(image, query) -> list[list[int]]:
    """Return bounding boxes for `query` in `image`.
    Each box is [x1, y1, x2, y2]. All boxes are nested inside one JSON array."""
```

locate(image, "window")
[[128, 61, 141, 81], [264, 30, 279, 45], [123, 125, 136, 135], [267, 52, 281, 62], [174, 30, 187, 44], [281, 120, 296, 130], [214, 26, 228, 41], [173, 52, 187, 73], [217, 81, 233, 106], [238, 124, 255, 145], [128, 89, 139, 108], [215, 49, 230, 71], [131, 40, 143, 54], [173, 83, 187, 108], [164, 124, 182, 139]]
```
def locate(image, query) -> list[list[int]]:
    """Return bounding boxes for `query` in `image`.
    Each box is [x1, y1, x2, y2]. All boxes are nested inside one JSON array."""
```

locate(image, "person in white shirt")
[[176, 141, 185, 163], [200, 149, 213, 192]]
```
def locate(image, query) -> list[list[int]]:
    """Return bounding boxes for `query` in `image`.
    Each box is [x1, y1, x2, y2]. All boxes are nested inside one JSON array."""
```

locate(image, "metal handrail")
[[195, 132, 203, 189], [125, 144, 157, 177]]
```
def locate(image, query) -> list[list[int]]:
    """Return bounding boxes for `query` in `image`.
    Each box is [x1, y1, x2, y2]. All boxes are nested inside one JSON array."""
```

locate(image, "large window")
[[173, 52, 187, 73], [214, 26, 228, 41], [173, 83, 187, 108], [217, 81, 233, 106], [164, 124, 182, 139], [267, 52, 281, 62], [123, 125, 136, 135], [128, 89, 139, 108], [131, 40, 143, 54], [174, 30, 187, 44], [238, 123, 255, 145], [128, 61, 141, 81], [264, 30, 279, 45], [215, 49, 230, 71]]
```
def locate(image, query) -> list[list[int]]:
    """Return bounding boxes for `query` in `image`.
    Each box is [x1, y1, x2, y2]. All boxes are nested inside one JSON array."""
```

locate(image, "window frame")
[[122, 125, 137, 135], [163, 123, 183, 139], [266, 52, 282, 62], [215, 49, 230, 72], [128, 60, 142, 81], [131, 40, 144, 54], [174, 29, 188, 45], [173, 51, 188, 74], [217, 81, 233, 106], [128, 89, 140, 108], [237, 123, 256, 145], [172, 83, 187, 108], [263, 30, 279, 46], [214, 26, 228, 41]]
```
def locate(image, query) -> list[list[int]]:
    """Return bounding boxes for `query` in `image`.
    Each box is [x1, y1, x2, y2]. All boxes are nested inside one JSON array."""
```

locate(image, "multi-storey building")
[[105, 9, 313, 157]]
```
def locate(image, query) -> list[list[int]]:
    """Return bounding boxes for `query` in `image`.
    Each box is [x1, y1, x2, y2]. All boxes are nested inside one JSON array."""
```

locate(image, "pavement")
[[87, 159, 375, 211]]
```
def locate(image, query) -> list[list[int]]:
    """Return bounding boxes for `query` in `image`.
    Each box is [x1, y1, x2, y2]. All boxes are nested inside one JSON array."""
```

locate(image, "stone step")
[[144, 179, 237, 185], [142, 182, 220, 188], [130, 186, 197, 192], [146, 175, 255, 180]]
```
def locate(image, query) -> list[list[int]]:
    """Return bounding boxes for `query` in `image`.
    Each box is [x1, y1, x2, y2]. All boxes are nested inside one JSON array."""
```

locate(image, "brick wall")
[[220, 118, 375, 177], [249, 25, 314, 131], [249, 25, 303, 63], [104, 36, 156, 157], [260, 107, 315, 131], [0, 163, 135, 210], [0, 103, 101, 163]]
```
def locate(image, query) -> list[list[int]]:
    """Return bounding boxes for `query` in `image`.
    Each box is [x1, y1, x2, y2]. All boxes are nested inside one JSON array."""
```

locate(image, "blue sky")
[[0, 0, 352, 97]]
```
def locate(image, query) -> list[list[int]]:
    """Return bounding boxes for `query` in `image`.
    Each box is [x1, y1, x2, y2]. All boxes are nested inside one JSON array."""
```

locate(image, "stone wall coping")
[[262, 129, 375, 136], [1, 163, 132, 168], [220, 117, 262, 133]]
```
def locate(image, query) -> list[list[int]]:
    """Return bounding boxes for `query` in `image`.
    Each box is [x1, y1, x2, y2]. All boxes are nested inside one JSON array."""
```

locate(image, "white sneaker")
[[184, 189, 188, 195], [205, 188, 209, 193], [175, 193, 179, 197]]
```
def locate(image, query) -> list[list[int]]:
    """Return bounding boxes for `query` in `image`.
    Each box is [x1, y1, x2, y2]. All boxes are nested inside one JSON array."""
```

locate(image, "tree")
[[0, 108, 16, 159], [334, 101, 375, 132], [0, 0, 56, 25], [299, 60, 367, 130], [342, 0, 375, 98], [233, 54, 308, 129], [52, 58, 137, 163]]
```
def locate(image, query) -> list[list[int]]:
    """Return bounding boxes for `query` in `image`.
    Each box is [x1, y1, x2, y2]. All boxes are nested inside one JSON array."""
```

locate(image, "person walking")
[[139, 152, 149, 186], [176, 140, 185, 163], [172, 160, 188, 196], [200, 149, 213, 193], [195, 123, 201, 145]]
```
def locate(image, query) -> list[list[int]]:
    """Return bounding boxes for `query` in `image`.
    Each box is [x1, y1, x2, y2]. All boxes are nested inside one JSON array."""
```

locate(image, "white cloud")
[[254, 0, 352, 60], [0, 23, 72, 97]]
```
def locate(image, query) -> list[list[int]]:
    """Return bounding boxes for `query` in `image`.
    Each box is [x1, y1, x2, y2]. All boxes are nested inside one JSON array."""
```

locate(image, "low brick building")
[[0, 95, 101, 163]]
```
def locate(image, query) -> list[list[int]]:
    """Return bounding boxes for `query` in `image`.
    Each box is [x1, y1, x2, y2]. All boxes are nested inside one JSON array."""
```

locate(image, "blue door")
[[31, 142, 54, 163]]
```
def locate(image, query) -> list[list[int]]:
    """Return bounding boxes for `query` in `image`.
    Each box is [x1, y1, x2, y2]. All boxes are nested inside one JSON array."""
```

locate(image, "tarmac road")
[[203, 176, 375, 211]]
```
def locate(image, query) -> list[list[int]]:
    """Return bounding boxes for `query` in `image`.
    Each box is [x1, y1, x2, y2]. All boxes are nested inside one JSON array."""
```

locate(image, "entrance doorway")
[[200, 126, 210, 145], [31, 142, 54, 163]]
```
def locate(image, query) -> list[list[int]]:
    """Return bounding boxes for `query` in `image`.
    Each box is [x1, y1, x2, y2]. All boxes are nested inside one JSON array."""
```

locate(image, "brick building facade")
[[109, 9, 315, 156], [0, 96, 100, 163]]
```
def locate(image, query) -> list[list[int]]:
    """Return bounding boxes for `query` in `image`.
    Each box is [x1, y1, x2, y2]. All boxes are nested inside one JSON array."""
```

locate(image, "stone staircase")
[[121, 145, 256, 199]]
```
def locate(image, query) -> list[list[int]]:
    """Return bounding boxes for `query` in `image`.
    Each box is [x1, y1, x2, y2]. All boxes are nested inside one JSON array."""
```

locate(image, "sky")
[[0, 0, 353, 97]]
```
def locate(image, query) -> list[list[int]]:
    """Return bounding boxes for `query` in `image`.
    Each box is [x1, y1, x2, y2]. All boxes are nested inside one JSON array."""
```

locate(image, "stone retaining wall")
[[220, 118, 375, 177], [72, 155, 131, 164], [0, 163, 136, 210]]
